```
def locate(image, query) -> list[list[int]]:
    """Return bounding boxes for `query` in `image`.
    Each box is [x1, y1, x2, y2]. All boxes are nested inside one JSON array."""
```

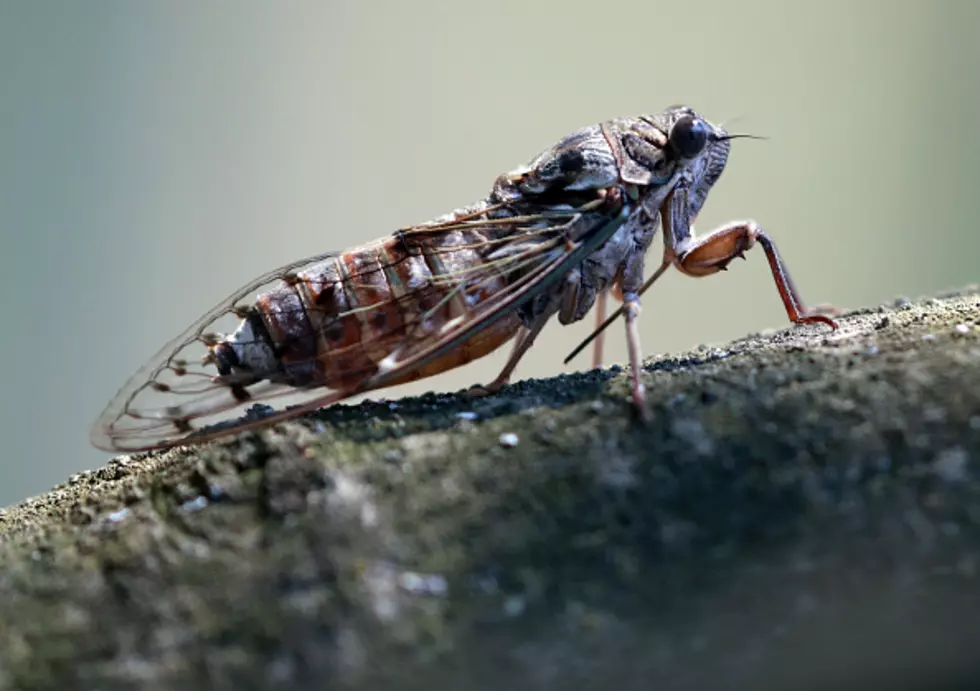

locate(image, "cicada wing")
[[91, 201, 630, 453], [354, 204, 632, 394], [90, 249, 347, 452]]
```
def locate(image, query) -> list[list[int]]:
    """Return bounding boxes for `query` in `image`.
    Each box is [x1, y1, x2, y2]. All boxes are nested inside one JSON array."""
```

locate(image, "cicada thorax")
[[213, 223, 523, 395]]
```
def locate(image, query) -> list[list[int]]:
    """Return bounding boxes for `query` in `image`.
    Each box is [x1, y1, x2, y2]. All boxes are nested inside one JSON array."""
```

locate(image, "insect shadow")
[[195, 367, 624, 446]]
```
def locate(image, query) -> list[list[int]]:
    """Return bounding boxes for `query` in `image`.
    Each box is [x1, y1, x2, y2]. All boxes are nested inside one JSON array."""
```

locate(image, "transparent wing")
[[91, 198, 629, 453]]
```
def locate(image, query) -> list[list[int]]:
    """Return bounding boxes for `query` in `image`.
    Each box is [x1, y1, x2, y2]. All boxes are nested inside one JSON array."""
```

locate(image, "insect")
[[91, 105, 839, 453]]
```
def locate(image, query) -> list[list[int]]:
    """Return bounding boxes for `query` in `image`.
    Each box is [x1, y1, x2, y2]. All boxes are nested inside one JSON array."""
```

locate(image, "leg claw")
[[631, 392, 652, 423], [465, 381, 506, 398], [796, 304, 842, 330]]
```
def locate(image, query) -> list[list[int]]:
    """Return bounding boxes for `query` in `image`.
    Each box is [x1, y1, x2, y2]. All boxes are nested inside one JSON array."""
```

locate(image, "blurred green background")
[[1, 1, 977, 506]]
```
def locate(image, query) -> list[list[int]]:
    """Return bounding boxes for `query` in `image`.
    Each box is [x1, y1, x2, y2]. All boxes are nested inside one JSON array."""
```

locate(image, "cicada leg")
[[672, 220, 841, 328], [591, 290, 608, 369], [466, 310, 553, 397]]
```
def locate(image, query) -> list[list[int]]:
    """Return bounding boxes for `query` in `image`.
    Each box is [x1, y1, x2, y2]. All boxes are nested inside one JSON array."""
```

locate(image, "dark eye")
[[668, 115, 708, 159]]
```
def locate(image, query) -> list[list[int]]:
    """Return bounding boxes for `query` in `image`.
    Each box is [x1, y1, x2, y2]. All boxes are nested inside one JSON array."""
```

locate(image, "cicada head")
[[639, 105, 732, 217]]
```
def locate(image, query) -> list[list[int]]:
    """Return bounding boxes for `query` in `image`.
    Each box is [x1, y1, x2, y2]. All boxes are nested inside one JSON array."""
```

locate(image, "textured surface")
[[1, 287, 979, 691]]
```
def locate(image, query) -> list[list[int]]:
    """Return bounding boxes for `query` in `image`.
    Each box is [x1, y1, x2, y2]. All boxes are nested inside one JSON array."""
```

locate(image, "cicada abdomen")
[[212, 226, 523, 397]]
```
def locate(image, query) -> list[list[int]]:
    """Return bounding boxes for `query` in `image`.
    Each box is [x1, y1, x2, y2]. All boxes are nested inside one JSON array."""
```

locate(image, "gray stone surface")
[[1, 288, 978, 691]]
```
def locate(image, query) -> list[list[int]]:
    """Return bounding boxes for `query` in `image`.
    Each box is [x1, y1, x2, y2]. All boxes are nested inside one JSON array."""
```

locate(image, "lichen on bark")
[[1, 287, 979, 691]]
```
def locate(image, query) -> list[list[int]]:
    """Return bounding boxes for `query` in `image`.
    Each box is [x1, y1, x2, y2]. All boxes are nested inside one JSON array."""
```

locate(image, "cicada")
[[90, 105, 838, 453]]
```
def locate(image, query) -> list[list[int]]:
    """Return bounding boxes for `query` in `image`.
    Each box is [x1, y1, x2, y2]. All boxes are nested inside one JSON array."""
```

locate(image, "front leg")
[[673, 220, 839, 328], [661, 186, 839, 329]]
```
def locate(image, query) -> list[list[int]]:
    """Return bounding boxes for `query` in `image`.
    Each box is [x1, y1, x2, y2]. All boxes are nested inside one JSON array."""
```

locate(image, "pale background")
[[1, 1, 977, 506]]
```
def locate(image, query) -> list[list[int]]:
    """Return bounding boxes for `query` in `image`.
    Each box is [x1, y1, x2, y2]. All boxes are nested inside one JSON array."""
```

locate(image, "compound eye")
[[668, 115, 708, 159]]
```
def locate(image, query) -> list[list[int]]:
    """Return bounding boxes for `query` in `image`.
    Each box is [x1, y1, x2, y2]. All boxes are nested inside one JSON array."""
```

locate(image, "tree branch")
[[1, 287, 979, 691]]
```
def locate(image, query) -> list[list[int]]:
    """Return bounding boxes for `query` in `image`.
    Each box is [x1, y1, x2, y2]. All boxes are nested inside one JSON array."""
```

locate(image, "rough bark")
[[1, 288, 979, 691]]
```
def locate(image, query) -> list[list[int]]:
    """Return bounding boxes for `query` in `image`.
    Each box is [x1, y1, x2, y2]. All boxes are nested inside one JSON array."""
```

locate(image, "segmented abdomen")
[[243, 227, 521, 391]]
